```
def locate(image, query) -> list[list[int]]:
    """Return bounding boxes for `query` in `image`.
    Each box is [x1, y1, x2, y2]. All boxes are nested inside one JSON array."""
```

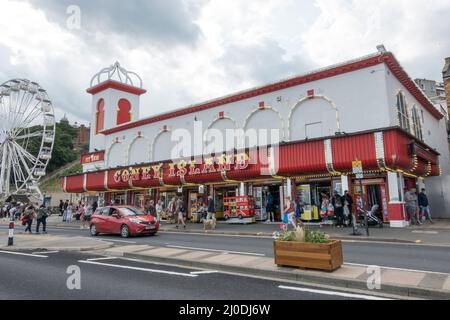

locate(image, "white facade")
[[83, 50, 450, 218]]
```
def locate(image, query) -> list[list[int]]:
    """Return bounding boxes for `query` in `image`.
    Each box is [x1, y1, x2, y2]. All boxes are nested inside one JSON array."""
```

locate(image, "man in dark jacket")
[[418, 189, 432, 224], [207, 196, 215, 220], [332, 191, 345, 228], [344, 190, 354, 226]]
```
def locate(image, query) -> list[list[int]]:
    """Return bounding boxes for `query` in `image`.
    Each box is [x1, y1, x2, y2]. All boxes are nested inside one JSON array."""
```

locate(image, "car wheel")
[[90, 224, 98, 236], [238, 214, 243, 220], [224, 214, 229, 221], [121, 225, 130, 238]]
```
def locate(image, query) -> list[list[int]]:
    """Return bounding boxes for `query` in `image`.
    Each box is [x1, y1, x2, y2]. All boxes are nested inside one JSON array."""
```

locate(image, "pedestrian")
[[175, 197, 186, 229], [332, 191, 345, 228], [58, 200, 64, 216], [418, 188, 432, 224], [294, 197, 304, 224], [92, 201, 98, 214], [168, 197, 177, 223], [66, 202, 74, 223], [155, 200, 163, 222], [207, 195, 215, 220], [76, 202, 84, 222], [344, 190, 354, 227], [266, 192, 275, 222], [81, 202, 93, 229], [22, 205, 36, 234], [146, 200, 157, 218], [405, 188, 419, 225], [283, 196, 297, 230], [63, 200, 69, 222], [36, 204, 49, 234]]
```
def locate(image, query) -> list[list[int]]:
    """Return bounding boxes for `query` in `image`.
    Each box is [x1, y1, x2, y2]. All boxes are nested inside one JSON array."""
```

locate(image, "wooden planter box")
[[274, 240, 343, 271]]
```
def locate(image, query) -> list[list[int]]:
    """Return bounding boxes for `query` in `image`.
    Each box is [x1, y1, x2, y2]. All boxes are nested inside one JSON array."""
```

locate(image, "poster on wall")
[[380, 185, 389, 221], [297, 185, 312, 220]]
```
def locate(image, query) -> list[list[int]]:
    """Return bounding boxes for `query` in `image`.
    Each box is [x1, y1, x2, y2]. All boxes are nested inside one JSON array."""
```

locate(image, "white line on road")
[[0, 250, 48, 258], [165, 245, 265, 257], [190, 270, 219, 275], [86, 257, 118, 261], [78, 260, 198, 277], [32, 251, 59, 255], [79, 237, 137, 244], [344, 262, 449, 276], [412, 230, 439, 234], [278, 285, 391, 300]]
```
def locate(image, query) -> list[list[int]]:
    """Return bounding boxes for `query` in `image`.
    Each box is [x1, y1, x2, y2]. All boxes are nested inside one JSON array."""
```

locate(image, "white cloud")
[[0, 0, 448, 127]]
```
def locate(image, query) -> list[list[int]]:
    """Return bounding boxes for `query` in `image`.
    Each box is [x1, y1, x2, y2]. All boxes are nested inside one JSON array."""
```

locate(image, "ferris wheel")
[[0, 79, 56, 201]]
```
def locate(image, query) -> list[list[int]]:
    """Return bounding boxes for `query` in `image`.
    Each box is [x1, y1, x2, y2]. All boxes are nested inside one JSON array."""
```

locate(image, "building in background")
[[73, 123, 90, 151], [62, 47, 450, 226]]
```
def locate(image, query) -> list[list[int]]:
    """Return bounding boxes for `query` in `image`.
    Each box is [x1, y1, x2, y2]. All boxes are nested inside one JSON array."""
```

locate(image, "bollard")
[[8, 220, 14, 246]]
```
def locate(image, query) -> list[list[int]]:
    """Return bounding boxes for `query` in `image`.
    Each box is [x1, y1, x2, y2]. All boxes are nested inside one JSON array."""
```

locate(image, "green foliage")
[[274, 226, 330, 244]]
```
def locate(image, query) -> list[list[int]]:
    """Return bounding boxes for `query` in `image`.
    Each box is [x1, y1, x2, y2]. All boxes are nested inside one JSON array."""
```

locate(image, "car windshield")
[[119, 207, 146, 216]]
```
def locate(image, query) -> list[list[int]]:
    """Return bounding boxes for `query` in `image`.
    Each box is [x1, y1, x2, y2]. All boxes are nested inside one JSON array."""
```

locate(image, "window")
[[117, 99, 132, 125], [411, 106, 423, 141], [396, 93, 410, 132], [96, 99, 105, 134]]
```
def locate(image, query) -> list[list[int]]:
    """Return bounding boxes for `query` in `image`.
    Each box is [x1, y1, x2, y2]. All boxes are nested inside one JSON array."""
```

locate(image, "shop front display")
[[223, 196, 255, 220]]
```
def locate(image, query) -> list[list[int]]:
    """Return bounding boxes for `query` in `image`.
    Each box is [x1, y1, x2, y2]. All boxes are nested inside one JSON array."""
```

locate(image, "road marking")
[[279, 285, 391, 300], [79, 237, 137, 244], [344, 262, 449, 276], [32, 251, 59, 255], [190, 270, 219, 275], [166, 245, 265, 257], [0, 250, 48, 258], [86, 257, 118, 261], [78, 260, 198, 277], [412, 230, 439, 234]]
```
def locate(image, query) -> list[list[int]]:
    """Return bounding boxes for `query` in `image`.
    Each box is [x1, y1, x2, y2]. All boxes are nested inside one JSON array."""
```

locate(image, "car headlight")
[[129, 219, 142, 224]]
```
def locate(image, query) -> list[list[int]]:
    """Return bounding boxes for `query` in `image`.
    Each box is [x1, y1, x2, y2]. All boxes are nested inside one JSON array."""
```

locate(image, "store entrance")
[[214, 186, 238, 220]]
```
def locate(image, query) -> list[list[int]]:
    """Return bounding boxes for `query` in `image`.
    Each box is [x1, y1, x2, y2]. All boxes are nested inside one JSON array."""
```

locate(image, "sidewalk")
[[102, 244, 450, 299], [0, 231, 113, 251], [2, 216, 449, 246]]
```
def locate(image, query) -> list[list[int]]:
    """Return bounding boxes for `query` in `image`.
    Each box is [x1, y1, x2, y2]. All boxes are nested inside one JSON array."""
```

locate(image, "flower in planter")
[[274, 226, 330, 244]]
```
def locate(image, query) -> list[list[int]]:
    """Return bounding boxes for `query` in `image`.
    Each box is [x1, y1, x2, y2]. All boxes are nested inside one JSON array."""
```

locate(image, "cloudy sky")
[[1, 0, 449, 126]]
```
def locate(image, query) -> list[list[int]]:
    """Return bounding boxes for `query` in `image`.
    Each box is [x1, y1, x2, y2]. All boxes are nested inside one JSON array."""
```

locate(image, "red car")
[[90, 206, 159, 238]]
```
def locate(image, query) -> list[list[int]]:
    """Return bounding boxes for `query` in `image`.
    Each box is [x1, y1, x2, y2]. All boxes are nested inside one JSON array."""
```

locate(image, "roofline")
[[101, 51, 442, 135]]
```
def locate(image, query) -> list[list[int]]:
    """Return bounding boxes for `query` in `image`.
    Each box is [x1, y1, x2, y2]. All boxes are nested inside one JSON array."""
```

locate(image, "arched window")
[[95, 99, 105, 134], [411, 106, 423, 141], [117, 99, 132, 125], [396, 93, 410, 132]]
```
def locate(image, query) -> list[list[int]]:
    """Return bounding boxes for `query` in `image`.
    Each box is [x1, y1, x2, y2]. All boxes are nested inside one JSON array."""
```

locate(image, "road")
[[0, 250, 388, 300], [2, 224, 450, 274]]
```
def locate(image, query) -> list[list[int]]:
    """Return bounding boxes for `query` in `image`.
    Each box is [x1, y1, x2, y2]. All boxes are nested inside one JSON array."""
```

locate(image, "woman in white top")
[[155, 200, 163, 222], [66, 203, 74, 223]]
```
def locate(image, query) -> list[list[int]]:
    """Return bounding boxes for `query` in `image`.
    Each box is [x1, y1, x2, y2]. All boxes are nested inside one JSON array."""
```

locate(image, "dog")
[[203, 218, 217, 230]]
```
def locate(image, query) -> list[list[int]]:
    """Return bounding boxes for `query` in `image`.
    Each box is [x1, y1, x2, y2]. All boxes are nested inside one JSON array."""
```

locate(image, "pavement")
[[100, 244, 450, 299], [0, 231, 113, 251], [3, 215, 447, 246]]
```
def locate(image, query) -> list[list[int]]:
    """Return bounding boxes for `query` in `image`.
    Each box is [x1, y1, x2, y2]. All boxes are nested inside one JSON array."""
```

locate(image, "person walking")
[[283, 196, 297, 230], [66, 202, 74, 223], [155, 200, 163, 222], [58, 200, 64, 216], [405, 188, 419, 225], [418, 188, 432, 224], [63, 200, 69, 222], [22, 205, 36, 234], [145, 200, 157, 218], [36, 204, 49, 234], [266, 192, 275, 222], [332, 191, 345, 228], [207, 195, 216, 220], [175, 197, 186, 229], [92, 201, 98, 214], [344, 190, 354, 227], [168, 197, 177, 223], [81, 203, 93, 229]]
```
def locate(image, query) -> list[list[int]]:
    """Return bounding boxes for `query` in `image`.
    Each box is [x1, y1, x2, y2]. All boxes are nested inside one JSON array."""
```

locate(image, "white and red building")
[[62, 47, 450, 227]]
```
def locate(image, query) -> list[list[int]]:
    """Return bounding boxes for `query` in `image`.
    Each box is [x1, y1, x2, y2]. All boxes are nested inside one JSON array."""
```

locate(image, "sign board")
[[352, 160, 363, 179]]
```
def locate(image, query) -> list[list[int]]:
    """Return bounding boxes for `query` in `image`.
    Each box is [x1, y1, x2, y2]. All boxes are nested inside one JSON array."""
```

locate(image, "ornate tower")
[[86, 62, 146, 153]]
